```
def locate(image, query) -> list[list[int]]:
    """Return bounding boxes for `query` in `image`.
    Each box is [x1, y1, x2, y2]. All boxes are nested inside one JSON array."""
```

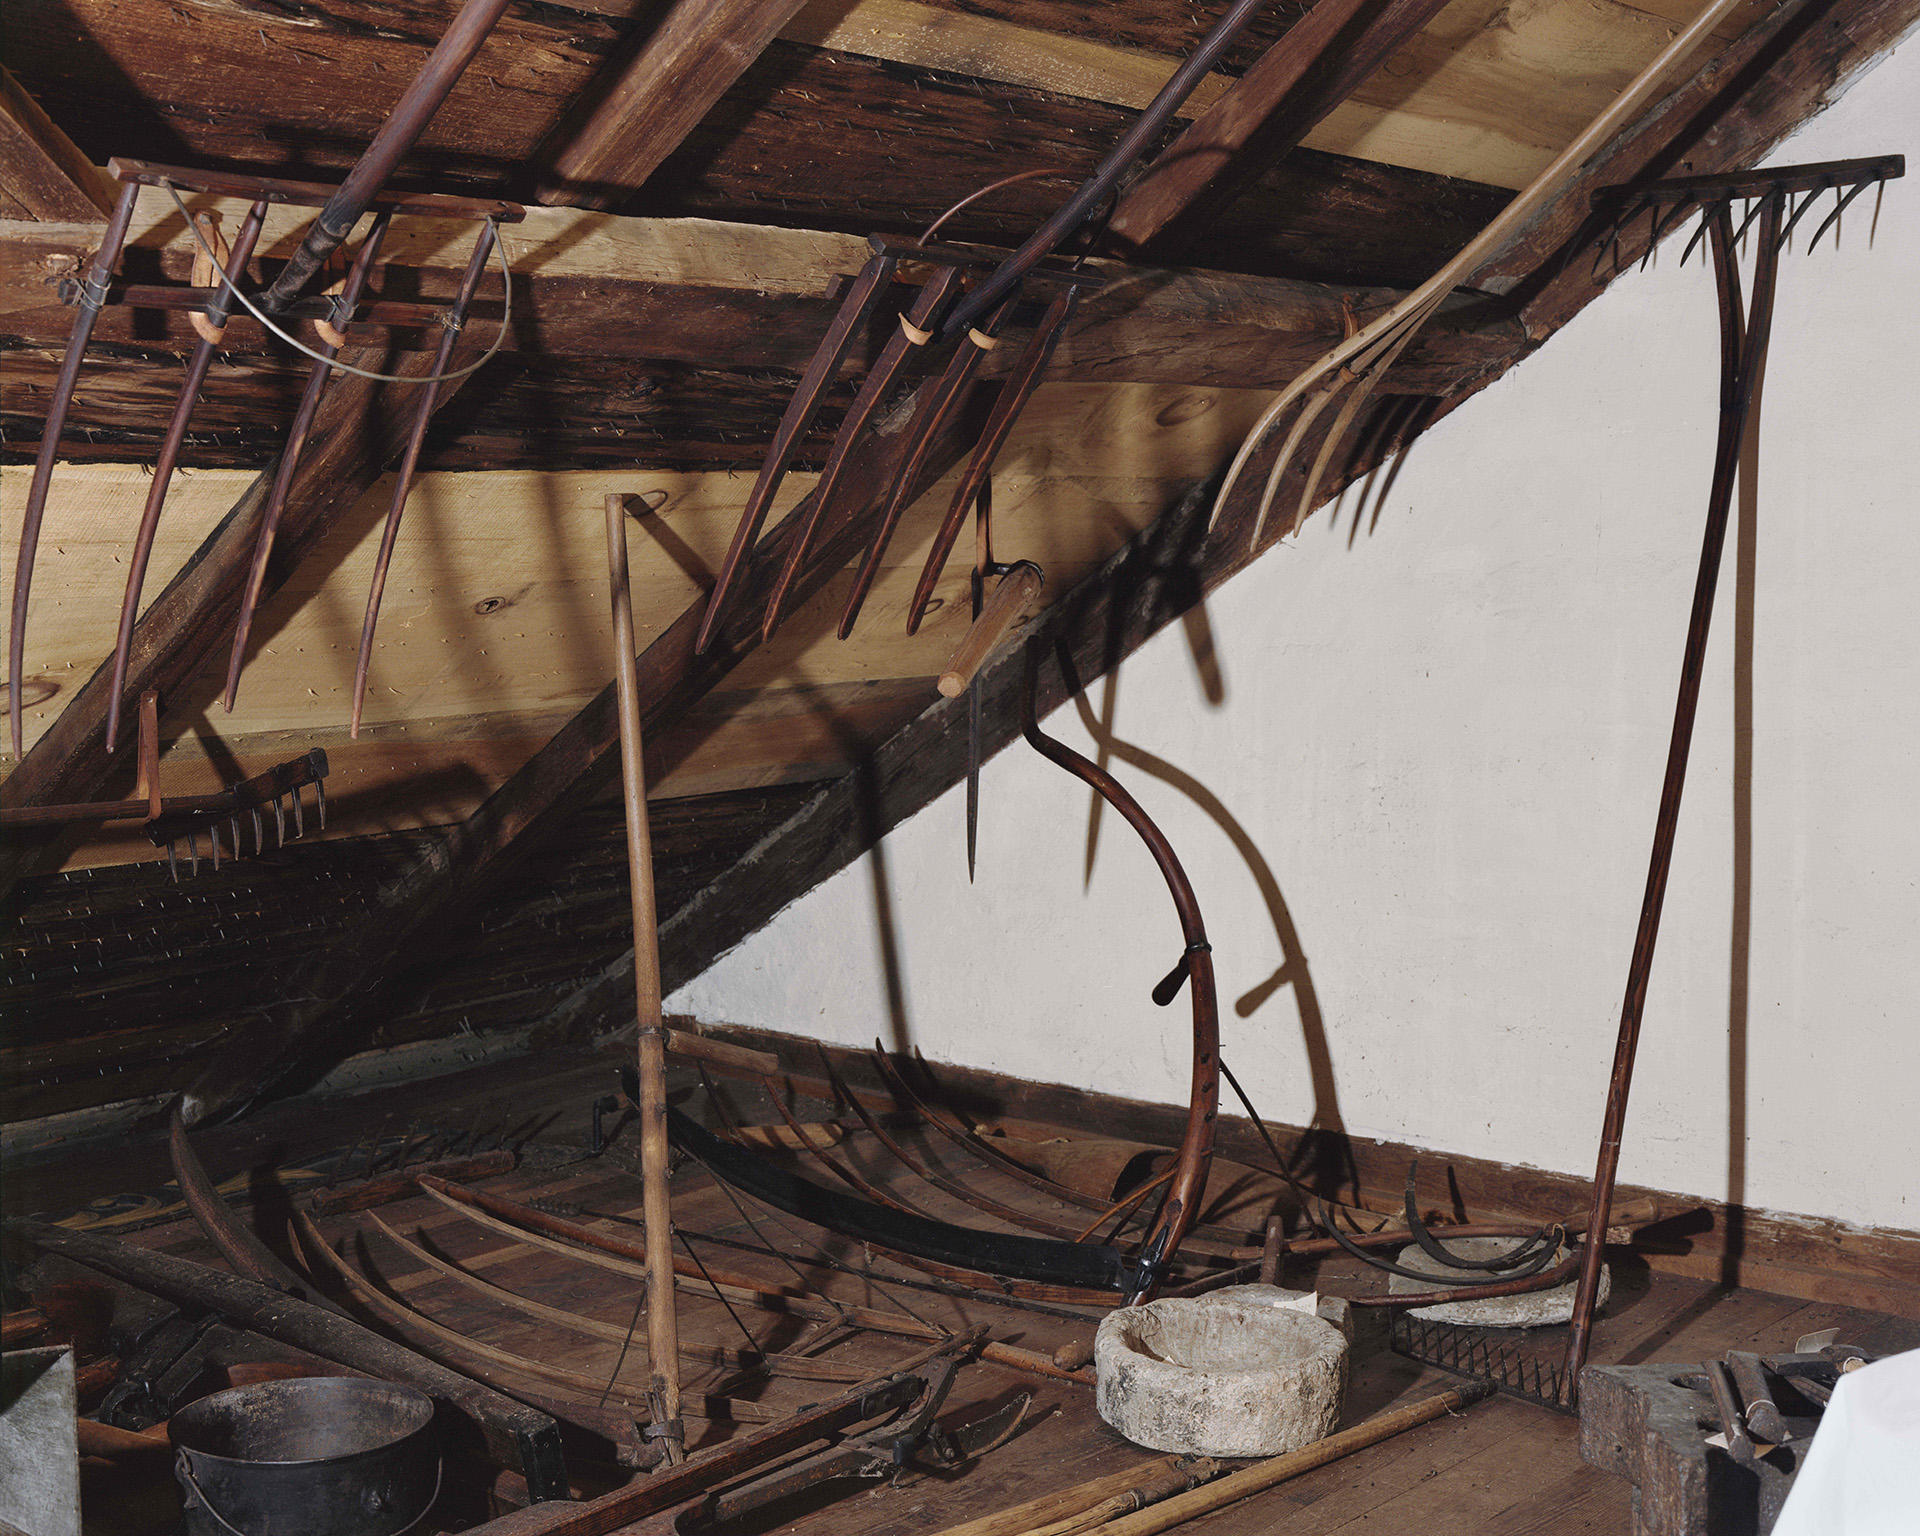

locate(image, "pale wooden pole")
[[604, 491, 683, 1461]]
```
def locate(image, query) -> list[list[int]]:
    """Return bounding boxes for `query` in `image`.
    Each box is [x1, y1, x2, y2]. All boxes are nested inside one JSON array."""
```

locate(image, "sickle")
[[757, 264, 967, 643], [696, 251, 899, 655], [104, 199, 271, 752], [834, 292, 1019, 641], [1401, 1161, 1561, 1271], [222, 214, 393, 713], [900, 284, 1080, 638]]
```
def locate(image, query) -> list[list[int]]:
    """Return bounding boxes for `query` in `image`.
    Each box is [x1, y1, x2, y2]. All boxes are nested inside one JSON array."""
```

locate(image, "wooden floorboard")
[[21, 1050, 1918, 1533]]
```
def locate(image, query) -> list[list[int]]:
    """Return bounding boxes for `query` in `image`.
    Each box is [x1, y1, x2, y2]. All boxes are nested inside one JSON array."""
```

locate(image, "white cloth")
[[1771, 1347, 1920, 1535]]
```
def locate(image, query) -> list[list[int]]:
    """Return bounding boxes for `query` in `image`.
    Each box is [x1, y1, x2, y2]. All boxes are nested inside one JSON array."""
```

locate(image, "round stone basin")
[[1386, 1237, 1609, 1328], [1095, 1294, 1348, 1457]]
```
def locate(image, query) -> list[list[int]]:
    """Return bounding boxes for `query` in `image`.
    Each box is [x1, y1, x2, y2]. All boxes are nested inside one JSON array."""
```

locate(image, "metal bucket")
[[169, 1376, 439, 1536]]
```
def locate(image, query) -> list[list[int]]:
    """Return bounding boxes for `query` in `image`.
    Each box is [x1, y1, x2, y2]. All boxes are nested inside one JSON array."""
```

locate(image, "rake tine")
[[105, 199, 271, 752], [251, 806, 264, 856], [165, 840, 178, 882], [350, 220, 496, 737], [886, 284, 1080, 641], [228, 813, 241, 856], [697, 251, 901, 655], [759, 264, 967, 643], [210, 821, 222, 871], [273, 793, 286, 846], [293, 785, 306, 840], [9, 180, 141, 759], [224, 215, 392, 714], [1780, 183, 1831, 249], [314, 773, 326, 831], [188, 828, 199, 876], [1679, 201, 1723, 268], [1870, 176, 1887, 246], [1729, 193, 1772, 255], [1808, 177, 1874, 254]]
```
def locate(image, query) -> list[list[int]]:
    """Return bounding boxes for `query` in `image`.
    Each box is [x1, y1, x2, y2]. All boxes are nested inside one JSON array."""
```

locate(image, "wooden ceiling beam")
[[0, 205, 1522, 390], [173, 367, 993, 1124], [0, 351, 472, 888], [1106, 0, 1456, 260], [0, 66, 116, 222], [537, 0, 813, 209]]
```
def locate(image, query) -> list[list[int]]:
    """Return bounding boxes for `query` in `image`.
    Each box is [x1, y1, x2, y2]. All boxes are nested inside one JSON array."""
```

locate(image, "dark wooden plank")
[[538, 0, 812, 208], [1108, 0, 1455, 257], [0, 64, 116, 221]]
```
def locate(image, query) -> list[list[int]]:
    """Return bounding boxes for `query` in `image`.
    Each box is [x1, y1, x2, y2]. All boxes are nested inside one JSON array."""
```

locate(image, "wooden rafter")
[[0, 66, 115, 222], [173, 368, 995, 1125], [1106, 0, 1455, 259], [538, 0, 813, 209]]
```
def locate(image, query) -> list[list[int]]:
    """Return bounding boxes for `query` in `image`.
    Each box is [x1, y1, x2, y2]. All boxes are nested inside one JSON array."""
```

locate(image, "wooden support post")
[[604, 490, 684, 1463]]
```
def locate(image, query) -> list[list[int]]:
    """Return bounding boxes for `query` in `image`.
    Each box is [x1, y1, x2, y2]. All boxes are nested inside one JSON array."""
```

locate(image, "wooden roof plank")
[[538, 0, 815, 209], [1107, 0, 1456, 257], [0, 66, 116, 222]]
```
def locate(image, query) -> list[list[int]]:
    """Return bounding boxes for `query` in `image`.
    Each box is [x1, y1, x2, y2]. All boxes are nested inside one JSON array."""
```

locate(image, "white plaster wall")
[[672, 44, 1920, 1233]]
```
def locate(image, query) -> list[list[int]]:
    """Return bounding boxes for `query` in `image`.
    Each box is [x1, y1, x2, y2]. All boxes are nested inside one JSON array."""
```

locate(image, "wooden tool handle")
[[938, 564, 1042, 698], [663, 1027, 780, 1077]]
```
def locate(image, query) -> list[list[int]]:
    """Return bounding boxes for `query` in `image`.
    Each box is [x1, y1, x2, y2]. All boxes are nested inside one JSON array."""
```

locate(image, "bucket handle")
[[176, 1449, 444, 1536]]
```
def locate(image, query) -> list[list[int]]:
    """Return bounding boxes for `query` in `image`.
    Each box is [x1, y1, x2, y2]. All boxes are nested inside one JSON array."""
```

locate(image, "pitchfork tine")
[[106, 199, 270, 752], [760, 263, 967, 642], [225, 215, 391, 714], [9, 181, 141, 759], [350, 221, 495, 738], [697, 251, 900, 655]]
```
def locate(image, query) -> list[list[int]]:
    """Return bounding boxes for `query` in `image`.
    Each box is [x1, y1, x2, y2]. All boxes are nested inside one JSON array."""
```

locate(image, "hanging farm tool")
[[7, 4, 525, 758], [1557, 153, 1901, 1410], [694, 0, 1279, 656], [0, 688, 330, 878]]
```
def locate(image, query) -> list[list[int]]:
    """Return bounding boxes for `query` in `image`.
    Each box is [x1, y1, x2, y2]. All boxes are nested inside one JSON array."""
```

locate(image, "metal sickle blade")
[[1403, 1160, 1560, 1272]]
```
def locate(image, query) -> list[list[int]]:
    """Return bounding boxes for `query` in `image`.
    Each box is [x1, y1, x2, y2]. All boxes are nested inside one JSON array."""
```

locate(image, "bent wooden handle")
[[938, 563, 1042, 698]]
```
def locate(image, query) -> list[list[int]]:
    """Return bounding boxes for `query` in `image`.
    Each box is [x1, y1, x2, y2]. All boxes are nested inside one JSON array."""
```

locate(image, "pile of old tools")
[[7, 0, 526, 763], [1581, 1333, 1878, 1535], [0, 689, 329, 878]]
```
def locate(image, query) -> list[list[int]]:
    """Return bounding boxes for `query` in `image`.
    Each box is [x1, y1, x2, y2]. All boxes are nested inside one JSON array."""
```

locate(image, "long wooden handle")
[[663, 1027, 779, 1077], [938, 564, 1042, 697], [1093, 1383, 1492, 1536]]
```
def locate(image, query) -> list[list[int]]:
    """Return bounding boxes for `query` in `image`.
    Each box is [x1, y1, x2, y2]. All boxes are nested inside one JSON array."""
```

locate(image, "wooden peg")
[[937, 563, 1042, 698], [134, 689, 161, 819]]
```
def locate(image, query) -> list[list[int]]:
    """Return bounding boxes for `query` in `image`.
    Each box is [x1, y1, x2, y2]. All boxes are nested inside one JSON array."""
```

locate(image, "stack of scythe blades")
[[144, 748, 331, 880]]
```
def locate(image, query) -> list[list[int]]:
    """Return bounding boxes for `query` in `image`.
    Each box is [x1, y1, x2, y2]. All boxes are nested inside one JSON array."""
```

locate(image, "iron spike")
[[1780, 183, 1830, 249], [315, 774, 326, 831], [273, 792, 286, 845], [210, 822, 222, 870], [165, 841, 178, 882], [1870, 177, 1887, 246], [189, 829, 200, 876], [251, 805, 264, 855], [1808, 178, 1874, 254], [293, 786, 305, 839], [229, 813, 241, 855]]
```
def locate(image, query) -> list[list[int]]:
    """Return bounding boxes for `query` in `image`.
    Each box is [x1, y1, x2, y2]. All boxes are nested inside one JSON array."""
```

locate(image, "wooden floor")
[[14, 1047, 1918, 1535]]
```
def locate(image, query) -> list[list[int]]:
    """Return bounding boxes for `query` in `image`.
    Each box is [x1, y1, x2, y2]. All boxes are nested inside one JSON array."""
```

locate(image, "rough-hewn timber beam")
[[1106, 0, 1456, 259], [0, 204, 1523, 392], [538, 0, 813, 209], [0, 67, 115, 222], [174, 371, 993, 1124], [0, 351, 472, 887]]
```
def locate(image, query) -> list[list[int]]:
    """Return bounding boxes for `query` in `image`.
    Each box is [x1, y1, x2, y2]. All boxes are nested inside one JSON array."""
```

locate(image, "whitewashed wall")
[[672, 43, 1920, 1234]]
